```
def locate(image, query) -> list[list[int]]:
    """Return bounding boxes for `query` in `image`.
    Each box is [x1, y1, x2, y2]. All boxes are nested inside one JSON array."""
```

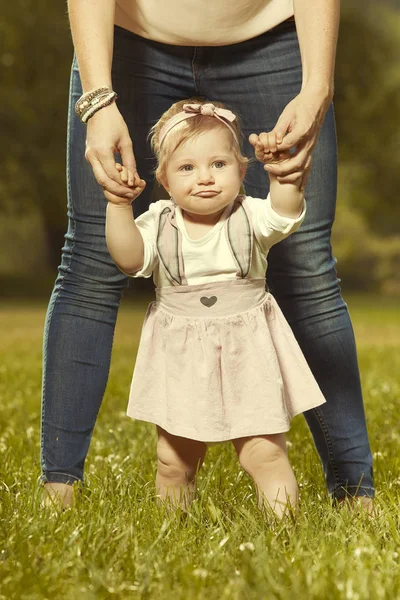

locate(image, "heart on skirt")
[[200, 296, 217, 307]]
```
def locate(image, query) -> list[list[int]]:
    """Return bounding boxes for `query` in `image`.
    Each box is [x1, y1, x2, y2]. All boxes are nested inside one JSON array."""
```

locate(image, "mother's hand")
[[84, 102, 139, 201], [261, 87, 332, 190]]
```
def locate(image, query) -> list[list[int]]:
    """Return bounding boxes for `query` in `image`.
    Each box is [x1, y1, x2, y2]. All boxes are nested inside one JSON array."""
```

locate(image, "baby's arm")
[[249, 132, 304, 218], [105, 164, 147, 274]]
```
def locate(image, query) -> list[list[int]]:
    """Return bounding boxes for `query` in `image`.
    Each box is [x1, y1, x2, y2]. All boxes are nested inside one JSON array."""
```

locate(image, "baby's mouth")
[[193, 190, 220, 198]]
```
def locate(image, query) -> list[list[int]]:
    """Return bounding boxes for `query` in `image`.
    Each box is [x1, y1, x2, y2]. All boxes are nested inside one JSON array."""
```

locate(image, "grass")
[[0, 295, 400, 599]]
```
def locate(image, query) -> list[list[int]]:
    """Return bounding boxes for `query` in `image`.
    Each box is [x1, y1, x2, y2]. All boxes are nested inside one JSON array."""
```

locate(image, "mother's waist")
[[114, 1, 294, 47]]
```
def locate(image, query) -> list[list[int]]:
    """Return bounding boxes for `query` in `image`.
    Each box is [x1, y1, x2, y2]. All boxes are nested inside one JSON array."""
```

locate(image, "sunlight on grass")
[[0, 295, 399, 599]]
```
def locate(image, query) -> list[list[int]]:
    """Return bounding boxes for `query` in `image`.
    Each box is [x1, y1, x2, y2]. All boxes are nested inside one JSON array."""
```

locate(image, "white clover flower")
[[193, 569, 208, 579], [239, 542, 255, 552], [373, 451, 384, 459]]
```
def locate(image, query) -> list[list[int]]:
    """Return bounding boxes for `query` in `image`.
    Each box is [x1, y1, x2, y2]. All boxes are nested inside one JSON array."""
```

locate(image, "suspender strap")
[[157, 206, 187, 286], [226, 197, 253, 279]]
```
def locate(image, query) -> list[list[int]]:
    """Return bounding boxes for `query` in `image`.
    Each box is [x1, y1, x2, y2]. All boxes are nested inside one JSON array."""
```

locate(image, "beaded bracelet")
[[75, 86, 118, 123], [80, 91, 118, 123], [75, 86, 110, 118]]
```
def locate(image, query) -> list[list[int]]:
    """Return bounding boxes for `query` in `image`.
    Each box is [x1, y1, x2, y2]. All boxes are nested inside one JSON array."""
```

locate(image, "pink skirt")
[[127, 278, 325, 441]]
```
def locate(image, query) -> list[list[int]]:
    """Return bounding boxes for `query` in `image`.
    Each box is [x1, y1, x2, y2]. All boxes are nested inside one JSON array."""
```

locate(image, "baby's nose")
[[197, 168, 214, 183]]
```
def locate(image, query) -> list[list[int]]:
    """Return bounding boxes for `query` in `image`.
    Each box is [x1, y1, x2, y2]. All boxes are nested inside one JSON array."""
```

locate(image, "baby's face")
[[163, 127, 245, 218]]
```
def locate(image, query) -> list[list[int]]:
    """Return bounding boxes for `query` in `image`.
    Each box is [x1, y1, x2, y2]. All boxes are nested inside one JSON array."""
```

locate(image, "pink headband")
[[158, 103, 238, 148]]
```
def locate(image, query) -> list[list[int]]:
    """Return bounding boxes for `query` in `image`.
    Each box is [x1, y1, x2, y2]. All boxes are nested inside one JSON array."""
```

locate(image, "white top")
[[115, 0, 294, 47], [132, 194, 305, 288]]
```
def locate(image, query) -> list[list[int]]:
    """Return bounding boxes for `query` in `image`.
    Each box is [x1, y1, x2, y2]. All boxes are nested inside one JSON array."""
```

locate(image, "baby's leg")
[[232, 434, 298, 519], [156, 427, 207, 509]]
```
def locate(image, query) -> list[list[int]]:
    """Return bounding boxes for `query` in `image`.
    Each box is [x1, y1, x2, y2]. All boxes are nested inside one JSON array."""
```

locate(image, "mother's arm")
[[68, 0, 138, 201], [262, 0, 340, 190]]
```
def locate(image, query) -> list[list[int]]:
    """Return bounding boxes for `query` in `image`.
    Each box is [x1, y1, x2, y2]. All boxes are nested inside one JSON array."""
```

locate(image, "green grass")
[[1, 295, 400, 599]]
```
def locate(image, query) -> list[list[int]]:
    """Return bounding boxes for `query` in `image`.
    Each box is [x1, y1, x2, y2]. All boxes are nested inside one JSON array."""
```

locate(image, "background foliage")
[[0, 0, 399, 291]]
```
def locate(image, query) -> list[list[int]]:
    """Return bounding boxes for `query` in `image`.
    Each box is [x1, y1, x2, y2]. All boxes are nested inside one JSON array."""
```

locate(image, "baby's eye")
[[180, 164, 193, 172], [213, 161, 226, 169]]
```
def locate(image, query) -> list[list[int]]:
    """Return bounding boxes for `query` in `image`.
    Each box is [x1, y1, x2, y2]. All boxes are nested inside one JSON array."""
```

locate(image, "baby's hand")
[[104, 163, 146, 204], [249, 132, 290, 167]]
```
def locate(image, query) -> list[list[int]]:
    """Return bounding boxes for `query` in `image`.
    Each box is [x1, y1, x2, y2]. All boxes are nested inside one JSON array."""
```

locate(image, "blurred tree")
[[335, 2, 400, 235], [0, 0, 71, 268]]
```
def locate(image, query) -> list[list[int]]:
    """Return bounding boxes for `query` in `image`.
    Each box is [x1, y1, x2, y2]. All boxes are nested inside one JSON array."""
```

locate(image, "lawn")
[[0, 295, 399, 599]]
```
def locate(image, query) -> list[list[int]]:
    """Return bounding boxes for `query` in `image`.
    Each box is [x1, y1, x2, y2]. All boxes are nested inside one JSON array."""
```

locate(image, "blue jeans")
[[41, 20, 374, 499]]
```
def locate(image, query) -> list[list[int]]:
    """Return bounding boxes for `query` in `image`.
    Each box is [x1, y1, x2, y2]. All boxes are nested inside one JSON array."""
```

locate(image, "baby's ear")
[[239, 161, 248, 181], [157, 173, 169, 193]]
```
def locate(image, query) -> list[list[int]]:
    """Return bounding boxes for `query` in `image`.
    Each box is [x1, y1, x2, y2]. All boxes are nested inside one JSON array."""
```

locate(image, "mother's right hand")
[[84, 102, 138, 201]]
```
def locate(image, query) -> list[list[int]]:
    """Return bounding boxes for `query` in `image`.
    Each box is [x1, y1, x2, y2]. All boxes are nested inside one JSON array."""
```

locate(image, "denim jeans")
[[41, 20, 374, 499]]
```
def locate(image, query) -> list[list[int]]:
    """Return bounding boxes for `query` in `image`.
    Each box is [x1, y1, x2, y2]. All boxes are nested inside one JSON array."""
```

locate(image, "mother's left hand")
[[263, 87, 332, 190]]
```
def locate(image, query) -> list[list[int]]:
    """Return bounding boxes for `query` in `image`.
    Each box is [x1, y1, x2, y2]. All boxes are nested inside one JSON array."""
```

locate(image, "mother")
[[41, 0, 374, 509]]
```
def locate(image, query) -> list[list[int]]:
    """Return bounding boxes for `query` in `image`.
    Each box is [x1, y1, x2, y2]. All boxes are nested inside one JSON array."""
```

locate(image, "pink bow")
[[182, 103, 236, 122], [159, 102, 238, 147]]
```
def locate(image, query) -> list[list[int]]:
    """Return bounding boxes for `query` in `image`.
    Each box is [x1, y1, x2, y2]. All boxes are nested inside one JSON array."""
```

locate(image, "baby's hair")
[[149, 98, 249, 185]]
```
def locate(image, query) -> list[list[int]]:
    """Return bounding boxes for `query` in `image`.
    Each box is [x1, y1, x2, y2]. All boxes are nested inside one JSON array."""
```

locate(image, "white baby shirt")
[[132, 194, 306, 287]]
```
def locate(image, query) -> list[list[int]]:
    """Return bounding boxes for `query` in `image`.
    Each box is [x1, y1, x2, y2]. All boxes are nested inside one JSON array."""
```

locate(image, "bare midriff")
[[114, 0, 294, 46]]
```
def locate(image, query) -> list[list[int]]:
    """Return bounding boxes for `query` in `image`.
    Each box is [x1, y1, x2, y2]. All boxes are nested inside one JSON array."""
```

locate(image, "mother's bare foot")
[[338, 496, 375, 516], [42, 482, 75, 509]]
